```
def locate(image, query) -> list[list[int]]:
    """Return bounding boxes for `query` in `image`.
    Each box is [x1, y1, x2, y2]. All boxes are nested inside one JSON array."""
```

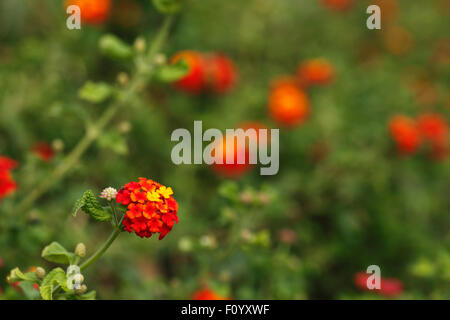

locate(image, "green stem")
[[80, 228, 121, 271], [17, 15, 174, 215]]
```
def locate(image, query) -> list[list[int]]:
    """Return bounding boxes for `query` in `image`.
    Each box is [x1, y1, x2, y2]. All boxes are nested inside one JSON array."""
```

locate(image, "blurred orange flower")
[[297, 58, 335, 87], [191, 288, 229, 300], [389, 115, 421, 154], [66, 0, 111, 25], [211, 134, 253, 179], [269, 79, 310, 127]]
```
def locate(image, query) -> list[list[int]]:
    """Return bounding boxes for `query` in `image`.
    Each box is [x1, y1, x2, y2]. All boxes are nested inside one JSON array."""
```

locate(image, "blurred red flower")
[[204, 53, 237, 94], [417, 113, 448, 158], [191, 288, 229, 300], [320, 0, 354, 11], [171, 51, 237, 94], [389, 115, 421, 154], [171, 50, 207, 94], [0, 156, 18, 203], [354, 272, 403, 297], [31, 142, 54, 162], [117, 178, 179, 240], [297, 58, 335, 87], [66, 0, 111, 25], [238, 121, 271, 146], [211, 134, 253, 179]]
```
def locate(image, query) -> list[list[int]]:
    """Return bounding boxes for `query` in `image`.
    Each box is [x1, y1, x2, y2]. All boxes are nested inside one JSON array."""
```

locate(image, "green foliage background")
[[0, 0, 449, 299]]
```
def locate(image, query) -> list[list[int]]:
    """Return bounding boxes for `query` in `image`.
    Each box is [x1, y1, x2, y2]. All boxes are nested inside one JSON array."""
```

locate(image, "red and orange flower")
[[116, 178, 179, 239], [0, 156, 18, 203]]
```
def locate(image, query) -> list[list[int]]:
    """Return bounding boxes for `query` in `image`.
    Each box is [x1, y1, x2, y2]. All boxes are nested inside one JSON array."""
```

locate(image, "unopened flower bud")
[[199, 235, 217, 249], [117, 72, 129, 86], [134, 37, 146, 53], [35, 267, 46, 279], [73, 273, 84, 284], [118, 121, 131, 134], [154, 53, 167, 66], [100, 187, 118, 201], [239, 191, 253, 204], [75, 243, 86, 257], [52, 139, 64, 152], [75, 284, 87, 295]]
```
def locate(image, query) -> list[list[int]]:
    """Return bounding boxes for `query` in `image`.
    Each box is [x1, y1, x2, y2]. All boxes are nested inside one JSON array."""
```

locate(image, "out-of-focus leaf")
[[155, 59, 189, 82], [152, 0, 183, 14], [7, 268, 38, 283], [97, 131, 129, 155], [99, 34, 133, 60], [78, 81, 113, 104]]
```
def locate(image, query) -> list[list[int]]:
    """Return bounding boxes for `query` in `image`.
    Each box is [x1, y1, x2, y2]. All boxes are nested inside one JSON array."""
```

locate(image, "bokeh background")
[[0, 0, 449, 299]]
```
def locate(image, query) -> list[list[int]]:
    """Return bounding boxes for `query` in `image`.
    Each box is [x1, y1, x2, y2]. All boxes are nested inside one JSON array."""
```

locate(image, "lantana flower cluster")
[[0, 156, 18, 203], [116, 178, 179, 240]]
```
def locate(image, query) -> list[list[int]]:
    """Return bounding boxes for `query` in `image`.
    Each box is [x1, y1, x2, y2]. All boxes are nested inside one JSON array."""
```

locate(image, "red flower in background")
[[321, 0, 354, 11], [191, 288, 229, 300], [389, 113, 449, 159], [297, 58, 335, 87], [354, 272, 403, 297], [117, 178, 179, 240], [238, 121, 271, 146], [31, 142, 54, 162], [417, 113, 448, 158], [171, 51, 237, 94], [171, 50, 207, 94], [211, 134, 253, 179], [66, 0, 111, 25], [268, 78, 310, 127], [204, 53, 237, 94], [0, 156, 18, 203], [389, 115, 421, 154]]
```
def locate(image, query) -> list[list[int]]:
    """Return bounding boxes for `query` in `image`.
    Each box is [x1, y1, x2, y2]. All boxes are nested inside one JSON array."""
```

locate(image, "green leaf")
[[152, 0, 183, 14], [155, 59, 189, 82], [99, 34, 133, 60], [18, 281, 41, 300], [78, 81, 113, 104], [7, 267, 39, 283], [72, 190, 112, 222], [97, 131, 129, 155], [41, 242, 75, 264], [40, 268, 69, 300]]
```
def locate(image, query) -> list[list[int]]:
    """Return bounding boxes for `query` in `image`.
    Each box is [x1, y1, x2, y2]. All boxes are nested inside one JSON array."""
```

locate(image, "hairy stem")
[[17, 16, 174, 214], [80, 228, 121, 271]]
